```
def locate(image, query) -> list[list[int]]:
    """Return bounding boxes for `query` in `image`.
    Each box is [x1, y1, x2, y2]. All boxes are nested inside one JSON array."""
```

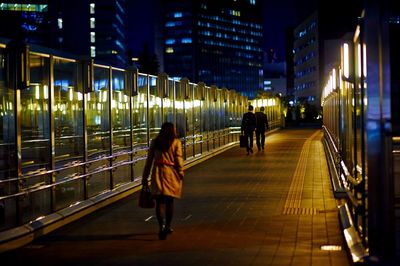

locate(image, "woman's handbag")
[[138, 185, 155, 208], [239, 135, 247, 148]]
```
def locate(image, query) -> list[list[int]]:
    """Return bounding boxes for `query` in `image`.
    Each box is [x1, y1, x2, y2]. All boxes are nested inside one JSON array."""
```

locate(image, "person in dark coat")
[[255, 106, 269, 151], [241, 105, 256, 155]]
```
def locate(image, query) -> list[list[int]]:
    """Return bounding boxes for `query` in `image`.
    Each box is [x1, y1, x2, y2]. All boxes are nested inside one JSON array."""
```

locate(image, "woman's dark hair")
[[154, 122, 177, 151]]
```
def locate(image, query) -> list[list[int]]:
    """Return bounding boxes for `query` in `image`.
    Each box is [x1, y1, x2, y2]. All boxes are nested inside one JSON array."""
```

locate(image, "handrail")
[[0, 146, 149, 186], [323, 125, 363, 186], [0, 155, 147, 201]]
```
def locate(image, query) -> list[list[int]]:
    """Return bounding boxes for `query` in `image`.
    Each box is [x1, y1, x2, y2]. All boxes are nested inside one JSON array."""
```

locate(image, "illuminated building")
[[0, 0, 127, 68], [156, 0, 264, 99], [0, 1, 51, 46], [293, 1, 362, 111]]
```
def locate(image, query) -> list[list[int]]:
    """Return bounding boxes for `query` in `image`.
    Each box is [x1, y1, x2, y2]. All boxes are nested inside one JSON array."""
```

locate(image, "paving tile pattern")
[[2, 128, 351, 266]]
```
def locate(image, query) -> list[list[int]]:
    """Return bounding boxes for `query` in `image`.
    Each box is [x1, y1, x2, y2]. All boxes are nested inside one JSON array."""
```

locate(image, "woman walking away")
[[142, 122, 185, 240]]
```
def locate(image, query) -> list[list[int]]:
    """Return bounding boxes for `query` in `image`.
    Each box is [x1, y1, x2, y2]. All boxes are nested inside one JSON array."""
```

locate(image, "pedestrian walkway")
[[1, 128, 350, 266]]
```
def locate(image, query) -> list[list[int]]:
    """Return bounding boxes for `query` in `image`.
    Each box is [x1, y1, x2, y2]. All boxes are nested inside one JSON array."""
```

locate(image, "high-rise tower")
[[156, 0, 263, 99]]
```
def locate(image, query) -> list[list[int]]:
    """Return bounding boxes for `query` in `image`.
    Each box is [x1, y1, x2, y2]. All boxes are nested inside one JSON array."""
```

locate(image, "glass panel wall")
[[20, 53, 51, 223], [214, 90, 222, 148], [132, 74, 148, 180], [0, 43, 261, 239], [193, 85, 202, 156], [149, 76, 162, 142], [175, 81, 186, 158], [185, 84, 194, 159], [0, 48, 17, 230], [201, 87, 210, 153], [53, 58, 84, 210], [163, 80, 174, 123], [208, 88, 217, 150], [111, 69, 131, 187], [86, 65, 110, 197]]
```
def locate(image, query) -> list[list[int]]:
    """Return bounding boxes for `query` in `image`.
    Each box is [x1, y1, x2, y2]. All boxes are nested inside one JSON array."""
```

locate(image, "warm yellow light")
[[358, 44, 362, 78], [343, 43, 349, 78], [35, 85, 40, 99], [118, 91, 122, 102], [102, 90, 107, 102], [320, 245, 342, 251], [193, 100, 201, 108], [43, 85, 48, 99], [175, 100, 184, 109], [363, 43, 367, 77]]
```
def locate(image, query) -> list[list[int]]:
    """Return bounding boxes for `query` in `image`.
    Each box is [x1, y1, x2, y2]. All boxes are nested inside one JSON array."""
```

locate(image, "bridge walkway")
[[2, 127, 350, 266]]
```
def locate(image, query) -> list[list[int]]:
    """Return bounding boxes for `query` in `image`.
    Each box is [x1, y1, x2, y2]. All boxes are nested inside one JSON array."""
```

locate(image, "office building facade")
[[293, 12, 320, 109], [0, 1, 52, 46], [156, 0, 264, 99], [0, 0, 127, 67], [293, 1, 362, 112]]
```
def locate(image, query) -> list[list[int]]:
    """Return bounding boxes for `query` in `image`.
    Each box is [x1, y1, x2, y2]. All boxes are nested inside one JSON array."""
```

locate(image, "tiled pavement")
[[2, 128, 351, 266]]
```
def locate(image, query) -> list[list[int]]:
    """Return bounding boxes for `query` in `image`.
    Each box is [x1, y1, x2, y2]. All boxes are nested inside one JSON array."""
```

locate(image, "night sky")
[[126, 0, 317, 61]]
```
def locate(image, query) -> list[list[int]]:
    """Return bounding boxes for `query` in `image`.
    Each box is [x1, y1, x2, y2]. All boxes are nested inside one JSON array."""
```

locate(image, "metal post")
[[49, 56, 56, 212], [81, 58, 93, 200], [6, 40, 29, 225], [108, 67, 113, 190]]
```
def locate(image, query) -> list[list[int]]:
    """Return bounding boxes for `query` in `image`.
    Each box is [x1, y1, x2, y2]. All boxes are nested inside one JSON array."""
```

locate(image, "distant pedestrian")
[[241, 105, 256, 155], [255, 106, 269, 151], [142, 122, 184, 240]]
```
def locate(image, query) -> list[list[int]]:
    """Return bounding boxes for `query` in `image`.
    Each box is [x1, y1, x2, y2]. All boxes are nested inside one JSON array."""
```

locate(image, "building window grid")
[[0, 3, 47, 12], [197, 21, 262, 37]]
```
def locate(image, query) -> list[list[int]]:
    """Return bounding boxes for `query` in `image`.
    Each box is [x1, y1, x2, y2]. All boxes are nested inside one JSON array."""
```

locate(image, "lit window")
[[250, 0, 256, 4], [174, 12, 182, 18], [90, 17, 95, 28], [90, 46, 96, 57], [165, 47, 174, 53], [90, 3, 95, 14], [115, 40, 124, 50], [229, 10, 241, 16], [165, 39, 175, 45], [112, 50, 118, 54], [0, 3, 48, 12], [181, 38, 192, 44], [90, 32, 95, 43], [57, 18, 63, 29]]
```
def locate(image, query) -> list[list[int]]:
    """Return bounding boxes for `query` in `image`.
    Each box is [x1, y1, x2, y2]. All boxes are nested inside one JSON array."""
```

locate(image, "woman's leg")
[[165, 196, 174, 231], [155, 196, 166, 231]]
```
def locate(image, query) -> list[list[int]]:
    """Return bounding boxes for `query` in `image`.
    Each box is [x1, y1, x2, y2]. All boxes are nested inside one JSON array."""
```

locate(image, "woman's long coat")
[[142, 138, 184, 198]]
